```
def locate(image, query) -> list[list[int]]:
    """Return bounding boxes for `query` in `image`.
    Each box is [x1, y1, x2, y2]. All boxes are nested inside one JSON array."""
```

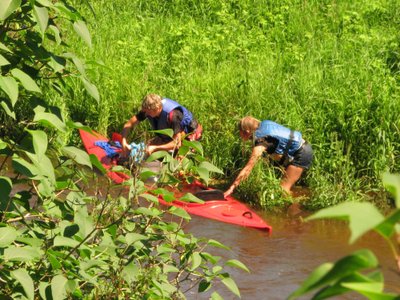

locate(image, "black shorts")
[[291, 142, 313, 169]]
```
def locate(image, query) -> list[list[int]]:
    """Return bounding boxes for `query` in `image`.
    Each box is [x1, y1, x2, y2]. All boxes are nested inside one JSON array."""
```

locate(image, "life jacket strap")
[[279, 129, 295, 165]]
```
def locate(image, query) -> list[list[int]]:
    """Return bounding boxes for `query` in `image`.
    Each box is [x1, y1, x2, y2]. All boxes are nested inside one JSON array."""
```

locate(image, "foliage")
[[60, 0, 400, 208], [0, 1, 244, 298], [288, 172, 400, 299]]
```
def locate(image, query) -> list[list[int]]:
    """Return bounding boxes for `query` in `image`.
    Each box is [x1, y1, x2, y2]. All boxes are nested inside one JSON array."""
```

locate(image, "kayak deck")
[[158, 182, 272, 231]]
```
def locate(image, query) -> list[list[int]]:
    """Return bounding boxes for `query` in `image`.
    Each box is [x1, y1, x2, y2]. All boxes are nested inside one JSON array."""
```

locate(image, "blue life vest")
[[147, 98, 194, 134], [255, 120, 303, 158]]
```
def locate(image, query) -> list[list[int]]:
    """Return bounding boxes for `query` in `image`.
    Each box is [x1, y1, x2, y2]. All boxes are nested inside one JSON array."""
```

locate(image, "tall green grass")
[[59, 0, 400, 208]]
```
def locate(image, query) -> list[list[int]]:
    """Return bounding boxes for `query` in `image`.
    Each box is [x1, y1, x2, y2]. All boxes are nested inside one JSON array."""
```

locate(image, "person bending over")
[[224, 116, 313, 197], [121, 94, 202, 156]]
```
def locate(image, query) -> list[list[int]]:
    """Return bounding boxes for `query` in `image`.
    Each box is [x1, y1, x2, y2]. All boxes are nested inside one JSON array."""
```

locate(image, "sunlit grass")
[[60, 0, 400, 208]]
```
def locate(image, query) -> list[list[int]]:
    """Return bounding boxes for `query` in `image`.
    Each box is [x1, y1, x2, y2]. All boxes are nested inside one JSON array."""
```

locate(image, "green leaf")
[[0, 138, 7, 150], [0, 76, 18, 106], [182, 139, 203, 155], [382, 173, 400, 208], [225, 259, 250, 273], [26, 151, 55, 183], [169, 206, 191, 220], [197, 167, 209, 184], [12, 155, 39, 178], [51, 274, 68, 300], [0, 42, 12, 53], [26, 129, 47, 157], [49, 55, 66, 72], [341, 282, 398, 299], [221, 276, 240, 297], [207, 239, 230, 250], [125, 233, 148, 245], [150, 128, 174, 138], [147, 150, 172, 162], [73, 20, 92, 47], [306, 202, 384, 243], [122, 262, 139, 284], [81, 77, 99, 102], [375, 210, 400, 238], [200, 252, 221, 264], [199, 161, 224, 174], [48, 25, 61, 45], [53, 236, 79, 248], [198, 280, 212, 292], [289, 250, 379, 299], [139, 193, 160, 204], [0, 176, 12, 210], [190, 252, 202, 271], [288, 263, 333, 299], [47, 251, 62, 270], [80, 260, 107, 271], [75, 206, 94, 238], [62, 146, 92, 168], [180, 193, 204, 203], [33, 5, 49, 35], [163, 264, 179, 273], [309, 271, 383, 299], [0, 0, 21, 21], [211, 291, 223, 300], [135, 206, 160, 217], [4, 246, 41, 261], [0, 226, 17, 247], [11, 69, 41, 93], [11, 268, 34, 300], [39, 282, 50, 300], [86, 153, 102, 172], [71, 56, 86, 77], [0, 101, 15, 119], [16, 237, 43, 247], [33, 110, 66, 132], [0, 54, 10, 66]]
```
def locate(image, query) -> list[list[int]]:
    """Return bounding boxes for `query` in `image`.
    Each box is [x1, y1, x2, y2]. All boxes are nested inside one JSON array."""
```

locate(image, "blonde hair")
[[238, 116, 260, 132], [141, 94, 162, 111]]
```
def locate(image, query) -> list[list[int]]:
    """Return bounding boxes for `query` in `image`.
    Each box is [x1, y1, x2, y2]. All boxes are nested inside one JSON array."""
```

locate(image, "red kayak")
[[79, 129, 272, 231], [158, 182, 272, 231], [79, 129, 130, 184]]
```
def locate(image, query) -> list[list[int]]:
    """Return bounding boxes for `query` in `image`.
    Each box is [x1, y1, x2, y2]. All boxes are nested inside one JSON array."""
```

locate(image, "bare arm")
[[121, 115, 139, 152], [224, 145, 265, 197], [147, 131, 185, 154]]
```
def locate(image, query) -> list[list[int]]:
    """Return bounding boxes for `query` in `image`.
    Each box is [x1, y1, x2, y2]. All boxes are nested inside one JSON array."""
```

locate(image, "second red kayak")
[[158, 181, 272, 231]]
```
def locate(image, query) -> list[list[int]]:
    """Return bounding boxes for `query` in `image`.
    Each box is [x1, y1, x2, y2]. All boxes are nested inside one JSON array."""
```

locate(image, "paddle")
[[194, 189, 226, 201]]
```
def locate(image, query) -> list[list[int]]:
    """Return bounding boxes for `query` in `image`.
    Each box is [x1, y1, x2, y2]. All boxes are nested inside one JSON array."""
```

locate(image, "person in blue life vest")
[[121, 94, 202, 156], [224, 116, 313, 197]]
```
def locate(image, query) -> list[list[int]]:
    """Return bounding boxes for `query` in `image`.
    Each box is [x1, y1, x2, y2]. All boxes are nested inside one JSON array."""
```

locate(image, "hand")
[[146, 145, 156, 155], [121, 139, 130, 157]]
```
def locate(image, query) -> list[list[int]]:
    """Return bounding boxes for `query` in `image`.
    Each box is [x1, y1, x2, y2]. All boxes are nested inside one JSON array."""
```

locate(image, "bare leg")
[[280, 164, 304, 195]]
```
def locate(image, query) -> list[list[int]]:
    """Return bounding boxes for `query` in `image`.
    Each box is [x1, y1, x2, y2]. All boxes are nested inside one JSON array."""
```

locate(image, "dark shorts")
[[291, 141, 313, 169]]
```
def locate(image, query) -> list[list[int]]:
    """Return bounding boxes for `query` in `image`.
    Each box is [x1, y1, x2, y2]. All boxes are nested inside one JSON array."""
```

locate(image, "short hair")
[[238, 116, 260, 132], [141, 94, 162, 111]]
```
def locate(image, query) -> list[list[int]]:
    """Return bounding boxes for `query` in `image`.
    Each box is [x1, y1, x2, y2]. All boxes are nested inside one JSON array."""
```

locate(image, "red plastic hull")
[[79, 129, 130, 184], [79, 129, 272, 231], [158, 182, 272, 231]]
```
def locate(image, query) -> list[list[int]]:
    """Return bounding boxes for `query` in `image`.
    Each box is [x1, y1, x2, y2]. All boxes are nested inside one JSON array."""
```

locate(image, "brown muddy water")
[[182, 208, 399, 300], [4, 158, 399, 300]]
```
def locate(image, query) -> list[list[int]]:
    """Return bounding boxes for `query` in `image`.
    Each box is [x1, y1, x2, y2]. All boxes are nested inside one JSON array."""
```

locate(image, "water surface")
[[183, 208, 399, 299]]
